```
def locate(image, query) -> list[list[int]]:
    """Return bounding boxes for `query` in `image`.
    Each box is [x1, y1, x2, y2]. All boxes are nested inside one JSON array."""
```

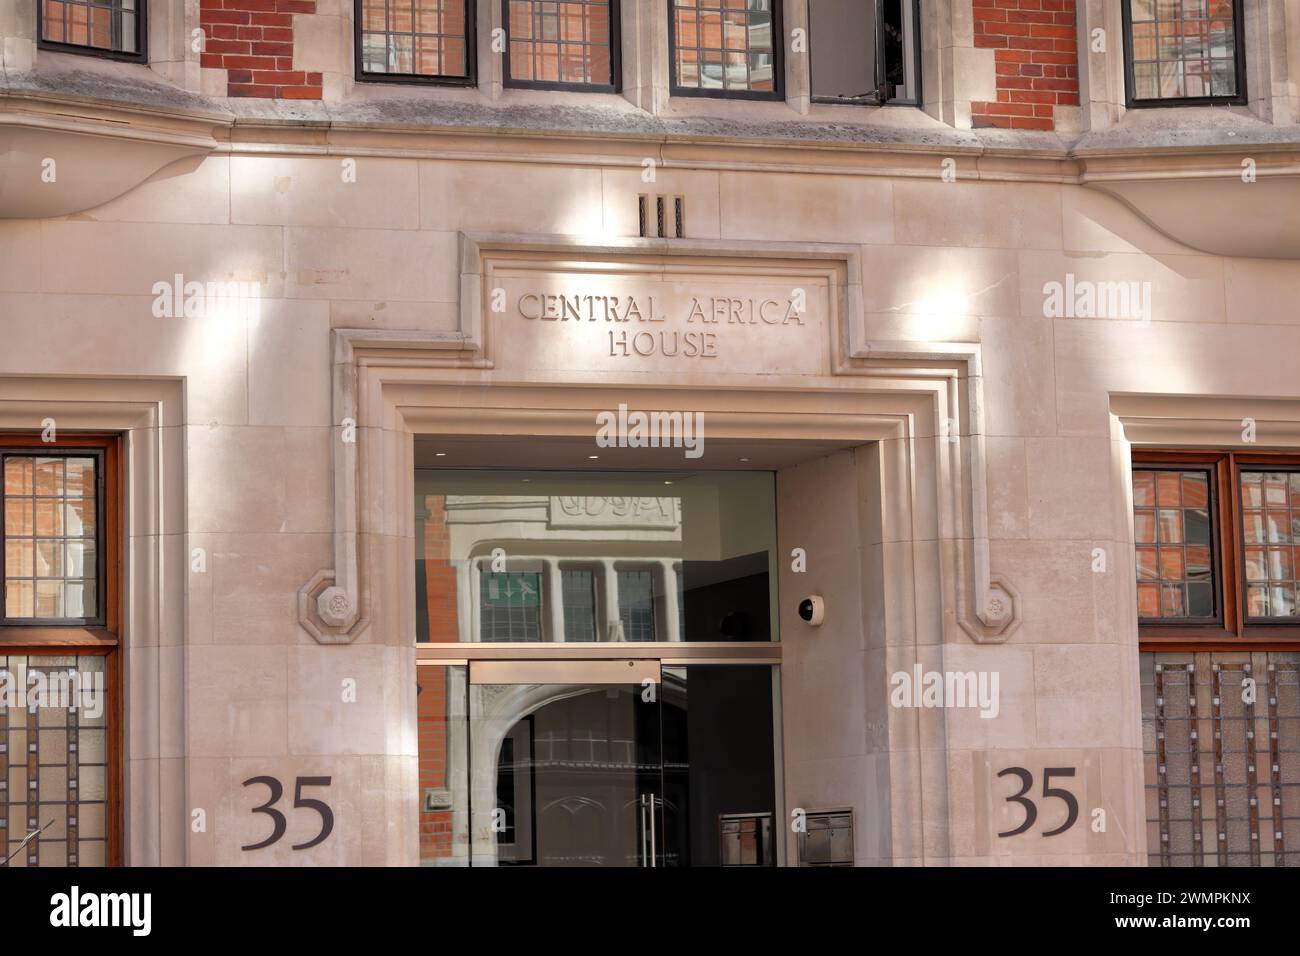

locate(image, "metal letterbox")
[[719, 812, 775, 866], [798, 809, 855, 866]]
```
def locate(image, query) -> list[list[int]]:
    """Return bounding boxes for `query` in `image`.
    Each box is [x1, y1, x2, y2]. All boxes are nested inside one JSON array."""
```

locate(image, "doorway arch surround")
[[300, 233, 1023, 866]]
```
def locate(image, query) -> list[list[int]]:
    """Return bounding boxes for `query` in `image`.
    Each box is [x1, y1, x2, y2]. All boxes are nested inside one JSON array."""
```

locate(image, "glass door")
[[468, 660, 663, 867]]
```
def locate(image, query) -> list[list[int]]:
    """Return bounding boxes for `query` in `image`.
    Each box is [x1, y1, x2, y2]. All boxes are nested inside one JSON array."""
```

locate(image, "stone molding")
[[0, 375, 187, 866], [299, 230, 1020, 645], [1114, 395, 1300, 449], [5, 81, 1300, 257]]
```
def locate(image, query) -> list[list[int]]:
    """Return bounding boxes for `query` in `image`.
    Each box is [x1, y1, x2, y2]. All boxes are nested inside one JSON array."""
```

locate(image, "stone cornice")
[[5, 80, 1300, 256]]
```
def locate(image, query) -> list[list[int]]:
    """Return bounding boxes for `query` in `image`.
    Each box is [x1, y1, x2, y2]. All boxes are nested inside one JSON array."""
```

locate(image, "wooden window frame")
[[1136, 449, 1300, 650], [0, 432, 122, 867]]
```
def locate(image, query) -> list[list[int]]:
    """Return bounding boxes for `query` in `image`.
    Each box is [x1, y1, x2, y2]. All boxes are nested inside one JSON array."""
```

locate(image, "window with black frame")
[[357, 0, 475, 83], [505, 0, 619, 90], [38, 0, 145, 61], [669, 0, 781, 99], [1123, 0, 1245, 106]]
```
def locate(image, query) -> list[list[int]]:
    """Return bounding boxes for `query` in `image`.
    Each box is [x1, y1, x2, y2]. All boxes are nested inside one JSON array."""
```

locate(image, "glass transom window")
[[415, 470, 777, 643]]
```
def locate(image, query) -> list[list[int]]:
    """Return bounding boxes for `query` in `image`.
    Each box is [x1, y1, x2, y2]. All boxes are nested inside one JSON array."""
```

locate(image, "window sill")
[[1140, 628, 1300, 650], [0, 626, 118, 648]]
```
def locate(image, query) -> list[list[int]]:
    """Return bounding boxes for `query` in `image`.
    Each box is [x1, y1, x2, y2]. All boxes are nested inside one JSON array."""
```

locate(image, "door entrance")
[[434, 659, 777, 867], [470, 660, 663, 867], [413, 467, 783, 866]]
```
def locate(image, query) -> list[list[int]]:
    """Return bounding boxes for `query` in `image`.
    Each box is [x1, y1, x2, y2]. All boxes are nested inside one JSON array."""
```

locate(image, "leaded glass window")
[[3, 455, 101, 625], [1240, 471, 1300, 620], [1126, 0, 1243, 103], [39, 0, 144, 59], [506, 0, 617, 90], [561, 568, 598, 642], [1134, 468, 1216, 622], [670, 0, 780, 98], [617, 569, 655, 642], [0, 654, 109, 867], [359, 0, 473, 81]]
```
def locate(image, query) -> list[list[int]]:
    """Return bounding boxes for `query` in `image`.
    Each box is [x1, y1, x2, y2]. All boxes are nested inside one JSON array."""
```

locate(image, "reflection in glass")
[[2, 454, 99, 621], [415, 471, 777, 643], [1240, 471, 1300, 618], [1133, 468, 1216, 621], [672, 0, 776, 93], [359, 0, 470, 78], [1128, 0, 1238, 100], [417, 664, 469, 866], [420, 663, 780, 866]]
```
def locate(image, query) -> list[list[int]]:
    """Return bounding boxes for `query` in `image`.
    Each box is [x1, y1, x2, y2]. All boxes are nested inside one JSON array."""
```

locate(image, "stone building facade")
[[1, 0, 1298, 867]]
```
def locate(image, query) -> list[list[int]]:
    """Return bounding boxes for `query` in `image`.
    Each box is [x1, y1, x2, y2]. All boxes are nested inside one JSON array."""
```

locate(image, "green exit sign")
[[483, 573, 541, 607]]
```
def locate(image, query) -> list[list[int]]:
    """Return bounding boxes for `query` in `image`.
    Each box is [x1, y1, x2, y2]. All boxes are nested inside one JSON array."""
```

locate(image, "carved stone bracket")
[[849, 341, 1022, 643], [297, 569, 368, 645], [296, 327, 472, 644]]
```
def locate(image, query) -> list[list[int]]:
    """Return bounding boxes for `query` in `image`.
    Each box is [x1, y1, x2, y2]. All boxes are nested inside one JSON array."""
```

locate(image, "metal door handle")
[[640, 793, 649, 867], [640, 793, 658, 868], [647, 793, 657, 868]]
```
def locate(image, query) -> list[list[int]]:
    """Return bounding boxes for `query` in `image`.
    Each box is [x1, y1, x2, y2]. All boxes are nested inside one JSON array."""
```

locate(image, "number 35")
[[241, 775, 335, 851], [997, 767, 1078, 838]]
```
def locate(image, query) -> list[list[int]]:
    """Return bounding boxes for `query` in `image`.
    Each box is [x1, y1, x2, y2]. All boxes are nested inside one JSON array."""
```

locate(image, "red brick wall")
[[199, 0, 322, 99], [971, 0, 1080, 131], [417, 664, 453, 860], [418, 496, 459, 861], [423, 496, 461, 643]]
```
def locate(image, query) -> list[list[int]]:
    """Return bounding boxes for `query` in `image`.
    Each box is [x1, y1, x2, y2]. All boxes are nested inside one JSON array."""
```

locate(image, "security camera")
[[798, 595, 825, 626]]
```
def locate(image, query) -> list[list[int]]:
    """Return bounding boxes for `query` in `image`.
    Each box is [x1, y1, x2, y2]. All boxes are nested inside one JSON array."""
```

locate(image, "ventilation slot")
[[637, 195, 686, 239]]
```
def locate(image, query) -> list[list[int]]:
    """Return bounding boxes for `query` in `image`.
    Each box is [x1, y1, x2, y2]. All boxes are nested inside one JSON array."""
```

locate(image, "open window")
[[809, 0, 920, 105]]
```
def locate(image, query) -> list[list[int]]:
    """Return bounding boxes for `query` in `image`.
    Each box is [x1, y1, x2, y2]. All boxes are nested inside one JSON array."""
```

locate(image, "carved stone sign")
[[549, 496, 681, 530], [487, 264, 833, 374]]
